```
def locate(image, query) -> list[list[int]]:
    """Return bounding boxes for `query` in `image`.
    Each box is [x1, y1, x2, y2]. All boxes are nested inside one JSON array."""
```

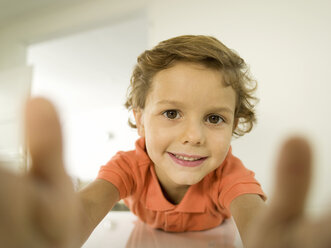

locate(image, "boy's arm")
[[230, 193, 266, 246], [77, 179, 119, 245]]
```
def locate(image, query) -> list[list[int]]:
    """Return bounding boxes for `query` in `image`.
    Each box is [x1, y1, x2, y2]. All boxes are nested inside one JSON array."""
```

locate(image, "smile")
[[168, 152, 208, 167]]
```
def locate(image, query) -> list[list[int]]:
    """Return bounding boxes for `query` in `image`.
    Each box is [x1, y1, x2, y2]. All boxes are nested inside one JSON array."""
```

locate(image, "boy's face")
[[134, 62, 236, 189]]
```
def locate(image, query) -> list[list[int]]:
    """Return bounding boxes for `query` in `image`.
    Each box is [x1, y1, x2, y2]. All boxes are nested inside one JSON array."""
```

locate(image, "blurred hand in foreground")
[[0, 98, 81, 248], [247, 137, 331, 248]]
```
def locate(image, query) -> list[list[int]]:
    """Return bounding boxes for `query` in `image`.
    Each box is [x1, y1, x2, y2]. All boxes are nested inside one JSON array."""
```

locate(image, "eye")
[[163, 110, 180, 119], [206, 114, 224, 124]]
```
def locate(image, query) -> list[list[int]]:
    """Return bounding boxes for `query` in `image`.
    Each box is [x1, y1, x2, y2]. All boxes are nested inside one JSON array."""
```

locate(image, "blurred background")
[[0, 0, 330, 215]]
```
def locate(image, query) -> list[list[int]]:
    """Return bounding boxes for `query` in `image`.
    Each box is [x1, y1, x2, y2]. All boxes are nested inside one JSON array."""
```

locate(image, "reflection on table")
[[83, 211, 243, 248]]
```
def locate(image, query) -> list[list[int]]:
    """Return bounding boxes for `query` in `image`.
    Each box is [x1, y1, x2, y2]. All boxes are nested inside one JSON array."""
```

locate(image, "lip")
[[167, 152, 208, 167]]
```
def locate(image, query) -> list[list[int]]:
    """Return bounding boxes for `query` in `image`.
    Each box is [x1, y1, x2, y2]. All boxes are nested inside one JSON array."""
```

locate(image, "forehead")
[[146, 62, 236, 110]]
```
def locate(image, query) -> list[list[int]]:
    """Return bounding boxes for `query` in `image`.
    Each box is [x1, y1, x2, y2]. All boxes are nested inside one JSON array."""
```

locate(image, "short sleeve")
[[97, 152, 136, 199], [218, 152, 266, 211]]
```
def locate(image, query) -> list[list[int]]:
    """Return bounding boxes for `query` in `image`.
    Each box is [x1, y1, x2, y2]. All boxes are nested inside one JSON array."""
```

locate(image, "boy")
[[0, 35, 329, 248], [95, 35, 266, 237]]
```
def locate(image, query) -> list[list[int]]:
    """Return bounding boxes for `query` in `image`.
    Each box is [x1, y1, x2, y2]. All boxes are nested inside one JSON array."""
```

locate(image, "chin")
[[173, 175, 203, 186]]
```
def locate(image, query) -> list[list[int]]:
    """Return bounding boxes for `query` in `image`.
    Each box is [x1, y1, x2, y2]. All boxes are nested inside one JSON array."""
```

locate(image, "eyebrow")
[[156, 100, 234, 115]]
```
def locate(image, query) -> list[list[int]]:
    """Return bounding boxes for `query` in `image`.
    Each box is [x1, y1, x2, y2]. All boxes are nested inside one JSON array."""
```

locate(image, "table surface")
[[83, 211, 243, 248]]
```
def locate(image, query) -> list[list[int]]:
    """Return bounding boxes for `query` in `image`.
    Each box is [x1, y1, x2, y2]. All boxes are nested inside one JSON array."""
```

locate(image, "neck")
[[154, 166, 189, 204]]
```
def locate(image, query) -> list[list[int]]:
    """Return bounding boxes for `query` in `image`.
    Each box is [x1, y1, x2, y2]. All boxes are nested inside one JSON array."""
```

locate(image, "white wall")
[[0, 66, 32, 172], [147, 0, 331, 213], [28, 14, 147, 180], [0, 0, 149, 172]]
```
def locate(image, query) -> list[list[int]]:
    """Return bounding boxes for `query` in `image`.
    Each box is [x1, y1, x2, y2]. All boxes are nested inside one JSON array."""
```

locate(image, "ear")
[[232, 118, 239, 133], [133, 109, 145, 137]]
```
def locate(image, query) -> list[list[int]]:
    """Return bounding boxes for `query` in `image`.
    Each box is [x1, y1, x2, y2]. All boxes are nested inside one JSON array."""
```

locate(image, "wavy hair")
[[125, 35, 258, 137]]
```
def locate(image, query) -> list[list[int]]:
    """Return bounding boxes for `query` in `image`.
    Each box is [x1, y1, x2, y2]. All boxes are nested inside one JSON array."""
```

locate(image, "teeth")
[[174, 154, 201, 161]]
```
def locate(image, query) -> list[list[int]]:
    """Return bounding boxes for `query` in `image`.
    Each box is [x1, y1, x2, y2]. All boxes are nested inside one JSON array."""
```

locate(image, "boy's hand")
[[0, 98, 81, 248], [247, 137, 331, 248]]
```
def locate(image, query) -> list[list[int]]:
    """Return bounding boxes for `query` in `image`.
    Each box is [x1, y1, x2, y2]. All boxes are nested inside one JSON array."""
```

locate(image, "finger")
[[269, 136, 312, 221], [25, 97, 66, 182]]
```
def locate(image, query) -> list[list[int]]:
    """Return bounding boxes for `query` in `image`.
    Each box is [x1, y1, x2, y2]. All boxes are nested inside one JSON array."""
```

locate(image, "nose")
[[180, 119, 205, 145]]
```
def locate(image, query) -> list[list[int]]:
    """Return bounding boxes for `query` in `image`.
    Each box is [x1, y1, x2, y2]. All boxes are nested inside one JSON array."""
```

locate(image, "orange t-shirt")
[[97, 138, 266, 232]]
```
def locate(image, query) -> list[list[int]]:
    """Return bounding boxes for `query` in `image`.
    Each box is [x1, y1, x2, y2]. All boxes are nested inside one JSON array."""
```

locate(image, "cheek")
[[144, 119, 170, 151], [146, 117, 175, 140], [208, 130, 232, 153]]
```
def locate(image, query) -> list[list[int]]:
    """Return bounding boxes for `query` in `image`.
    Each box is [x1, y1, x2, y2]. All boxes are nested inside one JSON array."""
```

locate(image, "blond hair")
[[125, 35, 258, 136]]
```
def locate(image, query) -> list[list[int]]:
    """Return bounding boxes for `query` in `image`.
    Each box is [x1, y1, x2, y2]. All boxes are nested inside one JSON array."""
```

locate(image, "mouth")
[[167, 152, 208, 167]]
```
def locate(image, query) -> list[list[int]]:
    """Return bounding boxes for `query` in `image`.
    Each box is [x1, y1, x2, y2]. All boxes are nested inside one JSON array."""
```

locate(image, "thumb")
[[25, 97, 67, 182], [269, 136, 312, 221]]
